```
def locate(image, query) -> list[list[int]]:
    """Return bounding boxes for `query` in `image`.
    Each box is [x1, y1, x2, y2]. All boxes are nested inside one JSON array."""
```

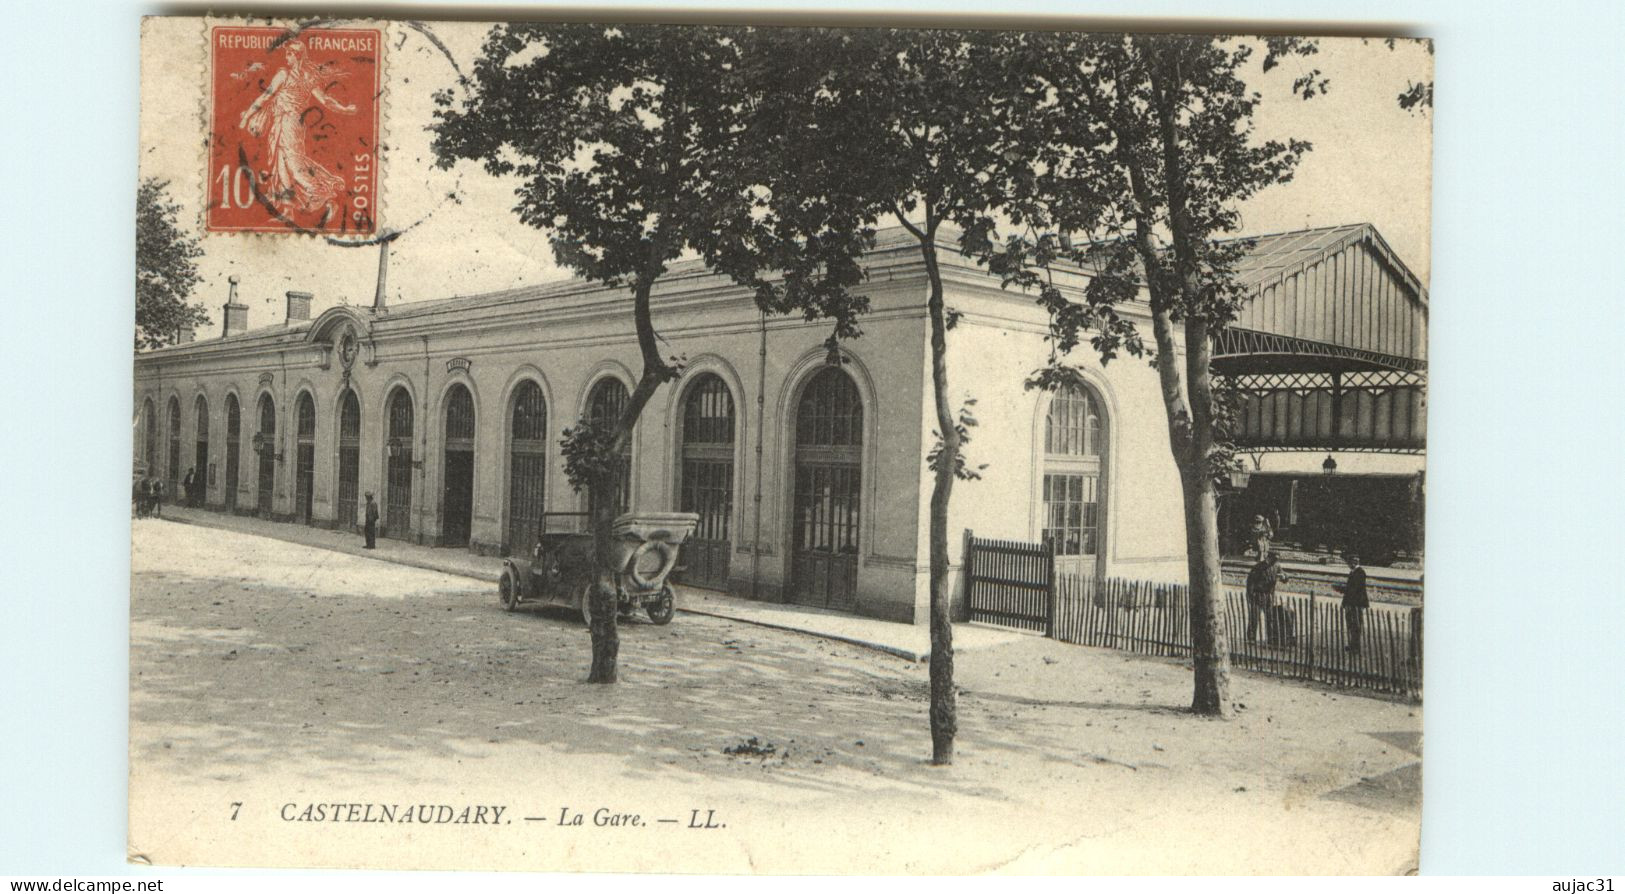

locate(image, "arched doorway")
[[166, 396, 182, 501], [1042, 382, 1107, 578], [384, 387, 414, 539], [586, 377, 631, 518], [194, 395, 210, 507], [790, 367, 862, 610], [224, 394, 240, 511], [676, 374, 735, 589], [336, 390, 360, 530], [141, 399, 157, 473], [506, 380, 548, 555], [294, 392, 316, 524], [441, 384, 475, 547], [255, 394, 276, 516]]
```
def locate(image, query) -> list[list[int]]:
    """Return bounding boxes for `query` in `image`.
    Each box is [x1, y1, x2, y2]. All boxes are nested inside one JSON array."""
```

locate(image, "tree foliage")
[[982, 34, 1315, 716], [432, 24, 871, 684], [135, 178, 207, 351], [723, 28, 1044, 763]]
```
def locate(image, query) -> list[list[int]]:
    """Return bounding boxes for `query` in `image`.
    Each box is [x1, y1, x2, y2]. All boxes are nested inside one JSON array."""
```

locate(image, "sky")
[[138, 20, 1432, 336]]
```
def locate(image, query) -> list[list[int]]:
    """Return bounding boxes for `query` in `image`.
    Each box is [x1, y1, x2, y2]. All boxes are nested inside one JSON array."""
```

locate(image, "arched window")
[[224, 394, 240, 511], [384, 387, 415, 538], [586, 377, 632, 516], [166, 396, 182, 498], [336, 390, 360, 527], [507, 380, 548, 553], [441, 384, 476, 547], [1043, 383, 1106, 574], [790, 366, 863, 610], [677, 374, 735, 588], [255, 394, 276, 515], [193, 396, 210, 506], [294, 392, 316, 524]]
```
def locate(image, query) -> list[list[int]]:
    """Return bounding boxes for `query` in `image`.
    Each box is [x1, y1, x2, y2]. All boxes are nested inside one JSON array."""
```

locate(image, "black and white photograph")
[[122, 17, 1434, 873]]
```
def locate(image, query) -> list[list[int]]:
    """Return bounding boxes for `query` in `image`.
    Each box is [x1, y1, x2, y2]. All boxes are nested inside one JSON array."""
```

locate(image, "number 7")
[[230, 802, 242, 820]]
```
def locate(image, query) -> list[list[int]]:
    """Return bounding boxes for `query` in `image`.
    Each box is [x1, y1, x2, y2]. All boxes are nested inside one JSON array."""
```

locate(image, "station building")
[[133, 223, 1427, 623]]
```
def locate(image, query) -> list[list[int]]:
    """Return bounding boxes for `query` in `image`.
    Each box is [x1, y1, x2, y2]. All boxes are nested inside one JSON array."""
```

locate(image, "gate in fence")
[[964, 532, 1054, 633], [963, 530, 1423, 698]]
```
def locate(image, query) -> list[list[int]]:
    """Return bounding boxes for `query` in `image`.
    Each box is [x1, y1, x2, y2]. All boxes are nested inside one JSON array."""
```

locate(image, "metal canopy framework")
[[1212, 224, 1427, 454]]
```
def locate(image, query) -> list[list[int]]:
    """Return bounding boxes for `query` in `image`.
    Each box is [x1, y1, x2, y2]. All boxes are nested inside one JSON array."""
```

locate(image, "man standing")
[[1338, 554, 1370, 654], [1245, 551, 1282, 646], [363, 491, 379, 549], [1250, 514, 1274, 558], [182, 467, 197, 507]]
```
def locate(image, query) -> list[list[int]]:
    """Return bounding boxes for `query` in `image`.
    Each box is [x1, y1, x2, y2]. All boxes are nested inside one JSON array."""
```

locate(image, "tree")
[[984, 34, 1314, 716], [726, 29, 1039, 763], [136, 177, 207, 350], [432, 24, 866, 684]]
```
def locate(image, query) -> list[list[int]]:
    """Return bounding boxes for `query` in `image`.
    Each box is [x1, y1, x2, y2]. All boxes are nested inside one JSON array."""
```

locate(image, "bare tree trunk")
[[586, 475, 620, 684], [585, 268, 676, 685], [914, 218, 958, 766], [1177, 455, 1230, 715], [1139, 37, 1234, 716]]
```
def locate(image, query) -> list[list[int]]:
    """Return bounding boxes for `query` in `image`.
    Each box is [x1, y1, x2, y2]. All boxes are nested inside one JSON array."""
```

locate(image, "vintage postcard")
[[131, 16, 1431, 873]]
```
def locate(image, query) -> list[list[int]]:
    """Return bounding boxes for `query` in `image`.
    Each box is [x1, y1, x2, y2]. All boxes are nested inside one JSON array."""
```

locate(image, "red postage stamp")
[[207, 25, 382, 235]]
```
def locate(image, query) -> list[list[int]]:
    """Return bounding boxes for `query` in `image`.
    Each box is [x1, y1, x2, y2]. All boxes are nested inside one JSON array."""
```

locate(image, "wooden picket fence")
[[965, 532, 1423, 699]]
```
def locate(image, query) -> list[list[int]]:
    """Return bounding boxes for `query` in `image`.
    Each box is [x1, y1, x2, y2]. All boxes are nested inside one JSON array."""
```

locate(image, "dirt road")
[[130, 518, 1420, 874]]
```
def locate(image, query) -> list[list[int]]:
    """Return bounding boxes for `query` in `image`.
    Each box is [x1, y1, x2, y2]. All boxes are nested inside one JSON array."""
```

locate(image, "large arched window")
[[255, 394, 276, 515], [1043, 383, 1106, 575], [166, 396, 182, 498], [294, 392, 316, 524], [676, 374, 735, 589], [384, 387, 415, 539], [507, 380, 548, 553], [441, 384, 476, 547], [224, 394, 241, 511], [193, 395, 210, 507], [586, 377, 632, 517], [336, 390, 361, 527], [790, 366, 863, 610]]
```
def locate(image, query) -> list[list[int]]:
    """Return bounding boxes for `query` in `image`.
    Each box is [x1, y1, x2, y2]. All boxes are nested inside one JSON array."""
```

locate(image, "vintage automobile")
[[497, 511, 700, 625]]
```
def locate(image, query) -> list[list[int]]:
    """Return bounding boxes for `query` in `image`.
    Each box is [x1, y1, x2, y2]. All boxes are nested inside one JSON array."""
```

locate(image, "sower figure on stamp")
[[1245, 551, 1282, 646], [1336, 554, 1370, 654], [363, 491, 378, 549], [238, 39, 356, 224]]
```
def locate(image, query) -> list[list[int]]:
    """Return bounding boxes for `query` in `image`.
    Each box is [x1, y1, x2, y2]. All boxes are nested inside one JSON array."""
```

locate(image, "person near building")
[[182, 467, 197, 507], [1245, 551, 1283, 646], [152, 478, 165, 517], [363, 492, 379, 549], [1336, 553, 1370, 654], [1250, 513, 1274, 558]]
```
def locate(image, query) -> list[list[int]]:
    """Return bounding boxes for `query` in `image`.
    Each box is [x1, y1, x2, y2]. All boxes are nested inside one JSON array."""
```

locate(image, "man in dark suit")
[[1245, 552, 1282, 645], [363, 492, 379, 549], [1338, 554, 1370, 653]]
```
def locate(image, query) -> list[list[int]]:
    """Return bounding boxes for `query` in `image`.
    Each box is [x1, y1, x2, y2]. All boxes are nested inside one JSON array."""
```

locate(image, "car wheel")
[[499, 570, 519, 612], [647, 586, 675, 626]]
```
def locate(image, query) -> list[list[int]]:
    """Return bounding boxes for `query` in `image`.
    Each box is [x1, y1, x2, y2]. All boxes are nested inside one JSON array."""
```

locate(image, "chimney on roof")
[[222, 275, 248, 337], [286, 290, 313, 323], [176, 325, 195, 344]]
